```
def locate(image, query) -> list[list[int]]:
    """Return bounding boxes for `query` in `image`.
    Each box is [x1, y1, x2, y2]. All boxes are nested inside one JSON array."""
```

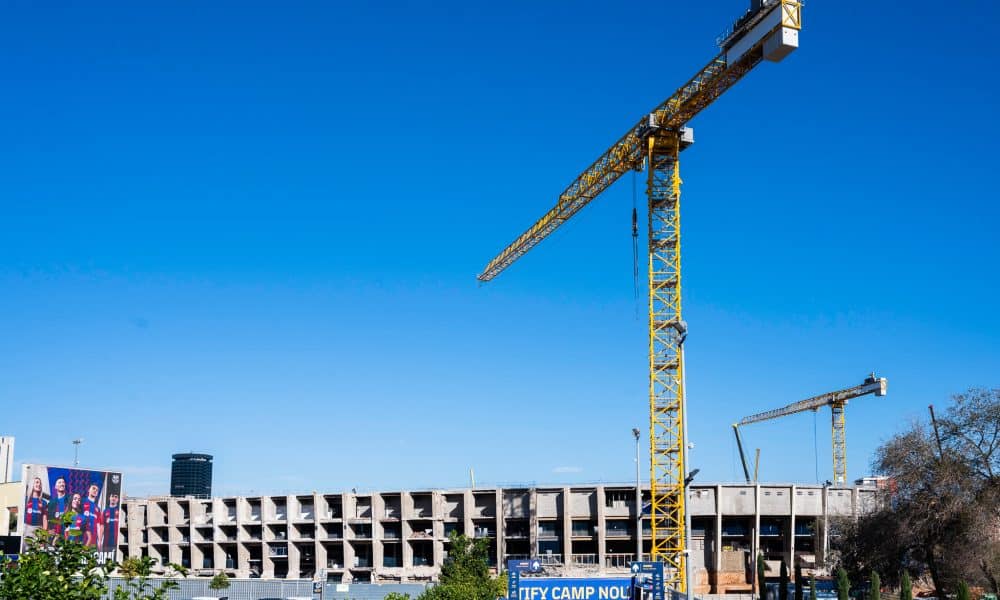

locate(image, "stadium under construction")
[[84, 481, 881, 592]]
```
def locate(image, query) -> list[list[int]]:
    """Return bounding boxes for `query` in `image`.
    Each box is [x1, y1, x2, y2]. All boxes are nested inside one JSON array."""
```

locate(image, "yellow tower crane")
[[477, 1, 802, 591], [735, 374, 888, 484]]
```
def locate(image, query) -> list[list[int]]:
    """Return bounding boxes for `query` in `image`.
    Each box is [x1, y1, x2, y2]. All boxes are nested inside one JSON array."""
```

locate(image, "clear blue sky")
[[2, 0, 997, 497]]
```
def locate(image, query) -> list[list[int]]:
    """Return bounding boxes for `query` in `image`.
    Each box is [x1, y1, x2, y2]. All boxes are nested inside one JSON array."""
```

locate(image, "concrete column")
[[433, 491, 446, 570], [753, 484, 761, 592], [344, 493, 355, 522], [789, 486, 796, 573], [288, 539, 301, 579], [494, 489, 503, 567], [343, 537, 356, 579], [498, 488, 508, 565], [562, 487, 572, 565], [714, 485, 723, 593], [237, 540, 251, 578], [168, 526, 182, 570], [463, 490, 474, 542], [191, 543, 203, 573], [127, 500, 143, 559], [213, 542, 227, 574], [313, 492, 323, 522], [596, 485, 607, 573], [343, 491, 357, 578], [401, 492, 413, 569], [529, 488, 538, 558], [372, 493, 384, 578], [315, 540, 328, 578], [235, 497, 246, 526], [262, 541, 274, 578], [313, 492, 324, 580]]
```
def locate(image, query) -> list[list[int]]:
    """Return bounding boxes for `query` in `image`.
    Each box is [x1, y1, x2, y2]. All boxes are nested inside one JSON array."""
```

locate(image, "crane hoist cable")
[[632, 171, 640, 308]]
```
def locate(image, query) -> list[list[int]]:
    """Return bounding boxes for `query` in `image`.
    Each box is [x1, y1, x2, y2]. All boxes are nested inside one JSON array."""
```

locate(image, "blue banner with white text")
[[516, 577, 633, 600]]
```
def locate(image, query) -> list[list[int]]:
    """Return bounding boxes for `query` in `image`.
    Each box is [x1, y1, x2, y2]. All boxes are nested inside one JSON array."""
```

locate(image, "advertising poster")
[[20, 464, 123, 563]]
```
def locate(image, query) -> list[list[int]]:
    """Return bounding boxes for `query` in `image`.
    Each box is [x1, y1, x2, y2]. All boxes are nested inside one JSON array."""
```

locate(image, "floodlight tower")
[[73, 438, 83, 467]]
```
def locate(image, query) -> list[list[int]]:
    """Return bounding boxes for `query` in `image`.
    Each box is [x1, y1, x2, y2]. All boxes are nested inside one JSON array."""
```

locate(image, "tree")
[[795, 565, 804, 600], [834, 389, 1000, 597], [384, 594, 413, 600], [899, 571, 912, 600], [836, 567, 850, 600], [112, 556, 186, 600], [208, 571, 230, 591], [779, 561, 789, 600], [809, 577, 817, 600], [0, 526, 184, 600], [869, 571, 880, 600], [0, 529, 111, 600], [113, 556, 183, 600], [941, 389, 1000, 595], [418, 532, 504, 600]]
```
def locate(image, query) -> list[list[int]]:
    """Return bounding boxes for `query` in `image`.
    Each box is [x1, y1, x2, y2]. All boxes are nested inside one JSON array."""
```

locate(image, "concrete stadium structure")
[[118, 482, 877, 593]]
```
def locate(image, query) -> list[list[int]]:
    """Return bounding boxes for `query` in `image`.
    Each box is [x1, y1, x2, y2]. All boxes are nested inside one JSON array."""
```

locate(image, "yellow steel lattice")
[[782, 0, 802, 29], [647, 134, 687, 592], [476, 41, 773, 283]]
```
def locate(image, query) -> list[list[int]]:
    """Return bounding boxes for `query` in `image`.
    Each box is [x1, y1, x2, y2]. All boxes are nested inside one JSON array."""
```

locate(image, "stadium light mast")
[[72, 438, 83, 467]]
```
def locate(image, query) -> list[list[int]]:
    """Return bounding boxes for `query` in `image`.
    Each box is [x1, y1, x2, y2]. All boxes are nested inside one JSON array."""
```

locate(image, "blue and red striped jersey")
[[102, 506, 120, 550], [47, 495, 69, 534], [80, 498, 103, 547], [24, 497, 47, 526]]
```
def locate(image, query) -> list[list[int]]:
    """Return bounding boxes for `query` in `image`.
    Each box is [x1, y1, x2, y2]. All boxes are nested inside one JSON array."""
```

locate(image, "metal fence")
[[103, 578, 429, 600]]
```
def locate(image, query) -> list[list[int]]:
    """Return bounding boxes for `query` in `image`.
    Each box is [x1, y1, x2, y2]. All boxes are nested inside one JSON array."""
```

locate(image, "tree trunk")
[[925, 541, 945, 598], [980, 559, 999, 595]]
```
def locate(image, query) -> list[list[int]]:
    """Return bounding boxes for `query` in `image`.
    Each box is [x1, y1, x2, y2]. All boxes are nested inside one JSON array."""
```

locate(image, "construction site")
[[3, 0, 998, 599]]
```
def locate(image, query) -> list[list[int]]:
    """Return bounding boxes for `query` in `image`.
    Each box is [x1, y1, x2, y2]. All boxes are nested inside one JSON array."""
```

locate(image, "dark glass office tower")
[[170, 453, 213, 498]]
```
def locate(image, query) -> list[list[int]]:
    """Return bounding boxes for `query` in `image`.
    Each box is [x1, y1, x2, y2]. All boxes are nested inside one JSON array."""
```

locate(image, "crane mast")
[[479, 2, 802, 591], [738, 374, 888, 484]]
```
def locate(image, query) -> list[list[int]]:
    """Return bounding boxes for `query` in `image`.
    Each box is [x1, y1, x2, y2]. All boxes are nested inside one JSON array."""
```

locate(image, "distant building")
[[1, 481, 23, 539], [0, 437, 13, 484], [170, 453, 213, 499]]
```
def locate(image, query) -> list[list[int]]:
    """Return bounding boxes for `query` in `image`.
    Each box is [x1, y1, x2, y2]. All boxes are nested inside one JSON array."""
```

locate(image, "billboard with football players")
[[20, 464, 123, 562]]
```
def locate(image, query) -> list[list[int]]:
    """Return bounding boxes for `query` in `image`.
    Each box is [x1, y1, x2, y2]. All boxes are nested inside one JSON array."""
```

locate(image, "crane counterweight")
[[723, 0, 801, 64]]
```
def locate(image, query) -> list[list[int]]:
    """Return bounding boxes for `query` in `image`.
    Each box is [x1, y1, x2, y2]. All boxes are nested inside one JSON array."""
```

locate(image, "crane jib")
[[738, 378, 888, 426], [477, 3, 800, 283]]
